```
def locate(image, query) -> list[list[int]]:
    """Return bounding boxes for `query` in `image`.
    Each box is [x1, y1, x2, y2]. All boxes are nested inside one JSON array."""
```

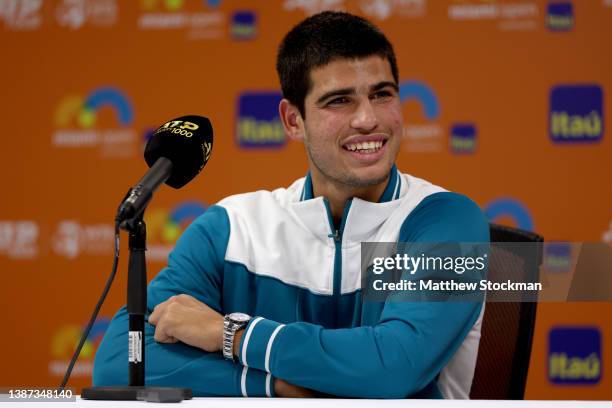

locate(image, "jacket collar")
[[293, 165, 404, 242]]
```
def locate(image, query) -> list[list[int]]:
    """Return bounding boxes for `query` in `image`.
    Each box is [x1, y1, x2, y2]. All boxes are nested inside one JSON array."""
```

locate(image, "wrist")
[[222, 313, 250, 361], [233, 328, 244, 358], [216, 315, 224, 351]]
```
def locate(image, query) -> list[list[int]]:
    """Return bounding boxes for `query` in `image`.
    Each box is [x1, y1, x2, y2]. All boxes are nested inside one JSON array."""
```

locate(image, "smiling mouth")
[[342, 139, 387, 154]]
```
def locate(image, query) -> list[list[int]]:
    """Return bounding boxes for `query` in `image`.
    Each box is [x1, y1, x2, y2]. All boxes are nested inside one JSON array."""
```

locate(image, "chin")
[[349, 165, 391, 186]]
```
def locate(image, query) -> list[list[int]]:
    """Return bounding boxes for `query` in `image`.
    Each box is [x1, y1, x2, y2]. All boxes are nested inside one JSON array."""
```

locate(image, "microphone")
[[116, 115, 213, 223]]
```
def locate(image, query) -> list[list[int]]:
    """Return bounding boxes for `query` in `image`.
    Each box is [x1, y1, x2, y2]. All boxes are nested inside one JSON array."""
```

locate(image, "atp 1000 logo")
[[155, 120, 200, 137]]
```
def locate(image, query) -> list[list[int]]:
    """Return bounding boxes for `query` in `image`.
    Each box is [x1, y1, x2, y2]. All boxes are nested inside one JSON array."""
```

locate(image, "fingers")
[[149, 295, 192, 326], [151, 301, 182, 343], [153, 323, 177, 343], [148, 300, 167, 325], [147, 294, 222, 351]]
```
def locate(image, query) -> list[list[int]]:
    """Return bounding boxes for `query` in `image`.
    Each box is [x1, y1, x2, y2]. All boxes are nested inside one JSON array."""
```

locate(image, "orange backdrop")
[[0, 0, 610, 399]]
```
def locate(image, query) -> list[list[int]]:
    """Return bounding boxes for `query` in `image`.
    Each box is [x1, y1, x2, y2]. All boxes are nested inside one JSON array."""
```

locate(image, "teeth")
[[344, 140, 384, 152]]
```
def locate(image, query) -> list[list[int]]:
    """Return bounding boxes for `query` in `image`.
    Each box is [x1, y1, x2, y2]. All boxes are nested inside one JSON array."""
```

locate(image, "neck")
[[310, 171, 389, 227]]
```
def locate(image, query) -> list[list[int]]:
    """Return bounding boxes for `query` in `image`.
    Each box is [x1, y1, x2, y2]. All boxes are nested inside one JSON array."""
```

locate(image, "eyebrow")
[[372, 81, 399, 93], [315, 81, 399, 105], [315, 87, 355, 105]]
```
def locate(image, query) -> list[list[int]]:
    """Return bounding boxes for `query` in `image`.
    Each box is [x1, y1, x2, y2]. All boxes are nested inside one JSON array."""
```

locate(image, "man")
[[93, 11, 488, 398]]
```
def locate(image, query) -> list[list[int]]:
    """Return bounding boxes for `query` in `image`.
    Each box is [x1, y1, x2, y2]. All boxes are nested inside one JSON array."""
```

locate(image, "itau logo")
[[230, 10, 256, 40], [544, 242, 572, 273], [548, 326, 602, 385], [236, 92, 285, 149], [53, 87, 136, 158], [547, 2, 574, 31], [449, 123, 476, 154], [549, 84, 603, 143]]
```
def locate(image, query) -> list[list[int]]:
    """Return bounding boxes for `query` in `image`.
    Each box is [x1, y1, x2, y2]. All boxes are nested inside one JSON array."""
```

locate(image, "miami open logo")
[[146, 201, 208, 262], [484, 198, 534, 231], [49, 318, 110, 378], [53, 87, 136, 158], [137, 0, 224, 40], [400, 80, 442, 152]]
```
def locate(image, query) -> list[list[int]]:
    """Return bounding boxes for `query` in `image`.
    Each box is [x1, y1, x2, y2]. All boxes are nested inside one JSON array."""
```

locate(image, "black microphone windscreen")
[[144, 115, 213, 188]]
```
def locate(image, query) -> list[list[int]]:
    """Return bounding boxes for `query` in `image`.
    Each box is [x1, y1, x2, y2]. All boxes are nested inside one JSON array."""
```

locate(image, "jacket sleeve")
[[237, 193, 489, 398], [92, 205, 273, 397]]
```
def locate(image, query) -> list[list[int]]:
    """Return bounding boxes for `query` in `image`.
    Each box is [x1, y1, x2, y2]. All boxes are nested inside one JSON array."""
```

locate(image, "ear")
[[279, 99, 305, 142]]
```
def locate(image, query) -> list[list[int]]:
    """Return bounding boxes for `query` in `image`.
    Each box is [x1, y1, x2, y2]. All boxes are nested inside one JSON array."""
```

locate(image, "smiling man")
[[282, 55, 402, 224], [94, 11, 489, 399]]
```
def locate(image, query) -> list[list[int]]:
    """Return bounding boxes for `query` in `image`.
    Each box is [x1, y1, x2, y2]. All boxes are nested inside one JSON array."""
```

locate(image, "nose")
[[350, 99, 378, 132]]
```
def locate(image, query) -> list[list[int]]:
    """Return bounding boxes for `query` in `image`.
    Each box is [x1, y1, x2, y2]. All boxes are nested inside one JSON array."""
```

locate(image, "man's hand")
[[148, 294, 223, 352]]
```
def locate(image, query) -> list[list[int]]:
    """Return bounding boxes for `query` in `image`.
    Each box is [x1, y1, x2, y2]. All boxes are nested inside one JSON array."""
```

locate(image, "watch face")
[[229, 312, 251, 323]]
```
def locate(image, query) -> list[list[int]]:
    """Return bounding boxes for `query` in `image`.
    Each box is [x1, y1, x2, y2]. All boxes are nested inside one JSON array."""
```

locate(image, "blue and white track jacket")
[[93, 166, 489, 398]]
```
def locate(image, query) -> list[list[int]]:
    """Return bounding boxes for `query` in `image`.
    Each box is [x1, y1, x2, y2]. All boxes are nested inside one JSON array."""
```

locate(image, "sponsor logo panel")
[[283, 0, 346, 16], [52, 220, 115, 259], [236, 92, 285, 149], [544, 242, 572, 273], [359, 0, 426, 20], [138, 0, 225, 40], [49, 318, 110, 378], [549, 84, 604, 144], [0, 0, 42, 31], [548, 326, 602, 385], [547, 2, 574, 31], [449, 123, 476, 154], [400, 80, 442, 153], [448, 0, 539, 31], [146, 201, 207, 262], [230, 10, 256, 40], [484, 198, 534, 231], [53, 87, 137, 158], [0, 220, 39, 260], [55, 0, 118, 30]]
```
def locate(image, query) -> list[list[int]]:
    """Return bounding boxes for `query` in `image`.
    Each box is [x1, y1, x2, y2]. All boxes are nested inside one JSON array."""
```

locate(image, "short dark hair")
[[276, 11, 399, 118]]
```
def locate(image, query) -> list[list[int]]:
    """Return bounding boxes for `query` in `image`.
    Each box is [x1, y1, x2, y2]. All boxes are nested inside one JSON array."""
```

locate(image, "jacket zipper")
[[323, 198, 352, 326]]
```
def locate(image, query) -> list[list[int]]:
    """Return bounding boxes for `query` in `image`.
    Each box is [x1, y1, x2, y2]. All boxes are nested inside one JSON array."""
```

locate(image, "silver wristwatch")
[[223, 312, 251, 361]]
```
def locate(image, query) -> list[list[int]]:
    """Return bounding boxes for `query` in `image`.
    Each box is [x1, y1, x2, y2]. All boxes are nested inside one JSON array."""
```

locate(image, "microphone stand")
[[126, 214, 147, 387], [81, 203, 192, 403]]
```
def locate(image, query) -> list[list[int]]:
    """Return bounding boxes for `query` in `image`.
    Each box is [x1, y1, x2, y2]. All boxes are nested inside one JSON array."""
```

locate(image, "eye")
[[327, 97, 350, 106], [371, 90, 393, 100]]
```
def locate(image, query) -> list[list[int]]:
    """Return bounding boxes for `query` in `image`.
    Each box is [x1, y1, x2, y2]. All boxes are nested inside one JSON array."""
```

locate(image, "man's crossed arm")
[[147, 293, 317, 397]]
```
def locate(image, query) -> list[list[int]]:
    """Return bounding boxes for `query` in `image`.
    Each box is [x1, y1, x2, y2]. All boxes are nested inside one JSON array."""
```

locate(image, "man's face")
[[301, 55, 402, 189]]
